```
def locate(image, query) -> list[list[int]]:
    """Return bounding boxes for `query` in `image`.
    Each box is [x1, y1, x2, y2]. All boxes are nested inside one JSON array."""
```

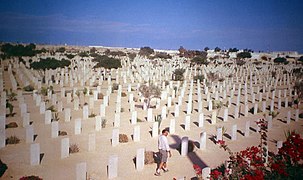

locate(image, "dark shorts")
[[159, 149, 168, 162]]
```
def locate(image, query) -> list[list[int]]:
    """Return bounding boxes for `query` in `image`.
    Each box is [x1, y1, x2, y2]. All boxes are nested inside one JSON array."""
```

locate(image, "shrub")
[[119, 134, 128, 143], [172, 68, 185, 81], [58, 131, 67, 136], [101, 119, 107, 128], [69, 144, 80, 154], [23, 85, 34, 92], [20, 175, 43, 180], [191, 56, 208, 65], [47, 105, 56, 112], [6, 135, 20, 144], [98, 93, 104, 100], [30, 58, 71, 70], [5, 122, 18, 129], [145, 151, 156, 164], [299, 113, 303, 118], [193, 75, 204, 83], [139, 47, 154, 57], [93, 55, 121, 69], [88, 113, 96, 118], [269, 111, 279, 118], [121, 92, 127, 97], [274, 57, 287, 64], [112, 83, 119, 91], [237, 52, 251, 59], [0, 159, 7, 177]]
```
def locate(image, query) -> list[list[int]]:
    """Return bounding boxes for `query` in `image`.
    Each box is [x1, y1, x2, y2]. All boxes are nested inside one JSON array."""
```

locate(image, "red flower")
[[210, 169, 222, 179], [193, 164, 202, 175], [217, 140, 225, 145]]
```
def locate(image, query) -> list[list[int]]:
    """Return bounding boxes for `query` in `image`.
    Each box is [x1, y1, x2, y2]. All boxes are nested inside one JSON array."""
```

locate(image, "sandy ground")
[[1, 60, 303, 180]]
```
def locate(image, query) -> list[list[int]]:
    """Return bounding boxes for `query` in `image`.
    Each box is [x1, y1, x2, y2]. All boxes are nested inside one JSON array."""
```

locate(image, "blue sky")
[[0, 0, 302, 52]]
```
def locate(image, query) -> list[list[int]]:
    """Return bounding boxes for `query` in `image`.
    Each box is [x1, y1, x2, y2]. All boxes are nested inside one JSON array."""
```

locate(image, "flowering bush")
[[194, 118, 303, 179]]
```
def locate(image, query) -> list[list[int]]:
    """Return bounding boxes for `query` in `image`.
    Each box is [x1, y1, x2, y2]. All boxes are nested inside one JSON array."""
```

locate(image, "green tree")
[[57, 47, 66, 53], [191, 56, 208, 65], [237, 52, 252, 59], [214, 47, 221, 52], [139, 47, 154, 57], [172, 68, 185, 81], [204, 47, 210, 51], [273, 57, 287, 64], [93, 55, 121, 69], [30, 58, 71, 70]]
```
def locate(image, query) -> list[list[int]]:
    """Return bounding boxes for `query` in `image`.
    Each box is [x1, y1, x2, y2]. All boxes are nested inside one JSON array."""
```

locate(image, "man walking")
[[155, 129, 172, 176]]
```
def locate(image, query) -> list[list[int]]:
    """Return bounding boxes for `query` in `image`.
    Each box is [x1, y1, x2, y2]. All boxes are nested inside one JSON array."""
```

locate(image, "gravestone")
[[45, 110, 52, 124], [30, 143, 40, 165], [136, 148, 145, 171], [26, 125, 34, 143], [75, 119, 82, 135], [114, 113, 120, 127], [245, 121, 250, 137], [174, 105, 179, 117], [133, 125, 140, 142], [131, 111, 137, 125], [211, 111, 217, 124], [22, 113, 30, 127], [200, 132, 206, 150], [51, 121, 59, 138], [286, 111, 291, 124], [268, 116, 273, 129], [88, 133, 96, 152], [108, 155, 118, 179], [147, 108, 153, 122], [61, 138, 69, 159], [185, 115, 191, 131], [152, 122, 159, 137], [216, 127, 222, 141], [198, 113, 204, 127], [83, 105, 89, 120], [76, 162, 87, 180], [64, 108, 71, 122], [181, 136, 189, 156], [231, 124, 237, 141], [112, 129, 119, 147], [169, 119, 175, 134], [95, 116, 101, 131]]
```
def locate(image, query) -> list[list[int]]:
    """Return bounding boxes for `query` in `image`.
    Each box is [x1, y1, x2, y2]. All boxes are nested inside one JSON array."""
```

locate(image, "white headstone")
[[112, 129, 119, 147], [95, 116, 101, 131], [245, 121, 250, 137], [133, 125, 140, 142], [75, 118, 82, 135], [64, 108, 71, 122], [51, 121, 59, 138], [136, 148, 145, 171], [287, 111, 291, 124], [231, 124, 237, 141], [185, 115, 191, 131], [181, 136, 189, 156], [152, 122, 159, 138], [223, 108, 228, 122], [26, 125, 34, 143], [200, 132, 206, 150], [131, 111, 137, 125], [45, 110, 52, 124], [197, 113, 204, 127], [114, 113, 120, 127], [76, 162, 87, 180], [147, 108, 153, 122], [211, 111, 217, 124], [169, 119, 175, 134], [61, 138, 69, 159], [108, 155, 118, 179], [216, 127, 222, 141], [88, 133, 96, 152], [83, 105, 89, 120], [30, 143, 40, 165]]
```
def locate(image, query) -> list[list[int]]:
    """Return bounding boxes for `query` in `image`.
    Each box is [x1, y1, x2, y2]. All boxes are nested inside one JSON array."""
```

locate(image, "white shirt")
[[158, 134, 170, 151]]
